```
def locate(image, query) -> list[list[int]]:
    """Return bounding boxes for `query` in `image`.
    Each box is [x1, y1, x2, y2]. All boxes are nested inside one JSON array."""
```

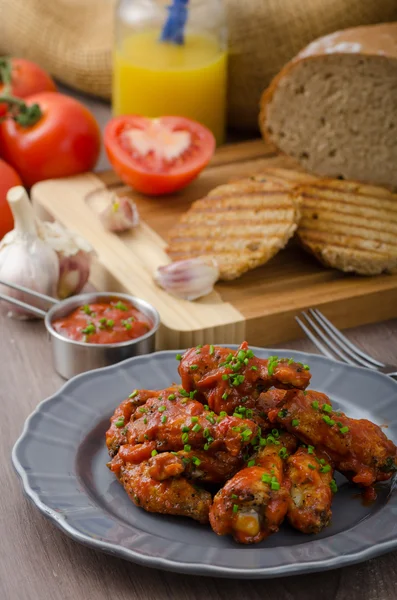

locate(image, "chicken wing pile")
[[106, 342, 397, 544]]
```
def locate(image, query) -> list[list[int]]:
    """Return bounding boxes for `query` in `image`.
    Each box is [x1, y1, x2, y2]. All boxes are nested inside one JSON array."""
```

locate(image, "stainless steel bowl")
[[44, 292, 160, 380]]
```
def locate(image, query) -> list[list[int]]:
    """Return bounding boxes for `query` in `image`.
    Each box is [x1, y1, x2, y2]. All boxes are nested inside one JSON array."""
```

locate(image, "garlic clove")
[[37, 220, 96, 299], [0, 186, 59, 319], [57, 249, 92, 300], [154, 257, 219, 301], [99, 194, 140, 233]]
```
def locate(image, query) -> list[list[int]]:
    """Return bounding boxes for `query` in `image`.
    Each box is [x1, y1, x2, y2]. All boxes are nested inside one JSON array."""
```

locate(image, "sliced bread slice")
[[259, 23, 397, 188], [296, 178, 397, 275], [166, 176, 300, 280]]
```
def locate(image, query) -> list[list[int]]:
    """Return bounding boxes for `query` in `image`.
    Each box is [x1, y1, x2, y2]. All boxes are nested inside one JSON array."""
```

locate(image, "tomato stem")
[[0, 94, 42, 127], [0, 57, 12, 94]]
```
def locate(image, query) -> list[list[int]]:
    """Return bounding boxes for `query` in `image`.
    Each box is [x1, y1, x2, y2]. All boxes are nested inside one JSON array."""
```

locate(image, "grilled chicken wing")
[[267, 389, 397, 486], [119, 453, 212, 524], [179, 342, 311, 414], [108, 442, 244, 485], [209, 432, 297, 544], [286, 446, 334, 534], [106, 386, 179, 457], [126, 390, 259, 457]]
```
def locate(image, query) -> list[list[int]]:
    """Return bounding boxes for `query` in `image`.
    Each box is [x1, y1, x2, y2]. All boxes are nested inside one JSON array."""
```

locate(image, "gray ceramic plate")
[[12, 347, 397, 579]]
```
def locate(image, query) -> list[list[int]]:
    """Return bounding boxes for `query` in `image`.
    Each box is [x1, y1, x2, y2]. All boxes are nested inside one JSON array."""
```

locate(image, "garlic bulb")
[[99, 194, 140, 233], [0, 186, 59, 319], [154, 258, 219, 301], [36, 221, 96, 299]]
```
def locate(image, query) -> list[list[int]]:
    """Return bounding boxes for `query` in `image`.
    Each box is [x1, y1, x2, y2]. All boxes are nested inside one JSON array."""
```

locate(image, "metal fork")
[[296, 308, 397, 378]]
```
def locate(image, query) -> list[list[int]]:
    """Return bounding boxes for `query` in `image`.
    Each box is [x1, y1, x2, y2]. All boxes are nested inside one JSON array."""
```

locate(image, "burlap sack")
[[0, 0, 396, 131], [0, 0, 115, 100]]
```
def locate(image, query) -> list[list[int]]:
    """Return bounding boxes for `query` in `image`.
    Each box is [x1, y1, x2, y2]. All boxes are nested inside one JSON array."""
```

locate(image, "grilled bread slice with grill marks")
[[296, 178, 397, 275], [166, 176, 301, 281]]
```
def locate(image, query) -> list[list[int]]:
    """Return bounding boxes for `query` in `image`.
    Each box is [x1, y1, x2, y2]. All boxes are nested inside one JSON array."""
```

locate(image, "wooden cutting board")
[[32, 139, 397, 349]]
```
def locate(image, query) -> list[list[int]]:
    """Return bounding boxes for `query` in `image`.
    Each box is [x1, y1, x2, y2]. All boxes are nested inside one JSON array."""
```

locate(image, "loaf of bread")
[[259, 23, 397, 188]]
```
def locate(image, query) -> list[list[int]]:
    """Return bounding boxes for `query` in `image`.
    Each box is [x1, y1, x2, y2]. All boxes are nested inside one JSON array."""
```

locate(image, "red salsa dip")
[[52, 299, 152, 344]]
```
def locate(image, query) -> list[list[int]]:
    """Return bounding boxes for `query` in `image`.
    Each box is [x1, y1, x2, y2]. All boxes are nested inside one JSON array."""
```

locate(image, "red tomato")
[[0, 159, 22, 239], [104, 116, 215, 195], [0, 58, 56, 116], [0, 92, 101, 187], [0, 58, 56, 98]]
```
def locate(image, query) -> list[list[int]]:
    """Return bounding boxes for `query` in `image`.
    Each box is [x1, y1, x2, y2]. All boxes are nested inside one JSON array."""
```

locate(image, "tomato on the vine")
[[0, 57, 56, 116], [0, 92, 101, 187], [104, 115, 215, 196], [0, 158, 22, 239], [0, 57, 56, 98]]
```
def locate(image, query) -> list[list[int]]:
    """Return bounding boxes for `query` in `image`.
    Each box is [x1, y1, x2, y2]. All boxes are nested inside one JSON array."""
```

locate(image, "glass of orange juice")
[[113, 0, 228, 145]]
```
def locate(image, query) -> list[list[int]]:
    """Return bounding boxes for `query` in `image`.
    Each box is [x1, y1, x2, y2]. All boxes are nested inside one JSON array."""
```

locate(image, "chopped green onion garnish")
[[308, 463, 316, 470], [81, 304, 92, 315], [288, 358, 294, 365], [176, 353, 182, 361], [231, 494, 238, 499], [322, 415, 335, 426], [307, 445, 314, 454], [106, 319, 114, 328], [311, 401, 319, 410], [278, 447, 288, 459], [262, 473, 271, 483], [81, 323, 96, 335], [267, 356, 279, 375], [322, 404, 333, 413], [241, 428, 252, 441], [340, 426, 349, 434], [247, 460, 255, 467], [190, 364, 198, 370], [181, 426, 190, 433], [330, 479, 338, 493], [291, 419, 299, 427], [192, 424, 202, 433], [158, 405, 166, 413], [143, 417, 147, 424], [184, 444, 191, 452], [203, 428, 210, 438], [278, 409, 288, 419], [129, 390, 138, 398], [179, 388, 189, 397], [151, 449, 158, 457], [161, 415, 167, 424], [181, 433, 189, 443], [192, 456, 201, 466], [232, 504, 239, 513], [222, 392, 228, 400], [191, 417, 199, 424], [222, 374, 229, 380], [271, 481, 280, 490], [114, 301, 128, 311], [320, 464, 331, 473], [168, 394, 176, 401], [209, 345, 215, 355], [250, 366, 258, 371], [206, 415, 215, 424], [115, 416, 125, 428], [246, 350, 254, 358]]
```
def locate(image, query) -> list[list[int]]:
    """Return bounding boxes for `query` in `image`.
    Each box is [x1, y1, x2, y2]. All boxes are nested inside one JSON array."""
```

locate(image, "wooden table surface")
[[1, 90, 397, 600]]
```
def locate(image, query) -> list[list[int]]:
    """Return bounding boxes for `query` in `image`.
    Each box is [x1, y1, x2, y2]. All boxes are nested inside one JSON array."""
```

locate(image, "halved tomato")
[[104, 116, 215, 196]]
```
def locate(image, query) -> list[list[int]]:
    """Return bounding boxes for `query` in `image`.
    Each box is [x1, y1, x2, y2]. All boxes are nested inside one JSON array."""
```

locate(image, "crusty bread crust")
[[259, 22, 397, 148]]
